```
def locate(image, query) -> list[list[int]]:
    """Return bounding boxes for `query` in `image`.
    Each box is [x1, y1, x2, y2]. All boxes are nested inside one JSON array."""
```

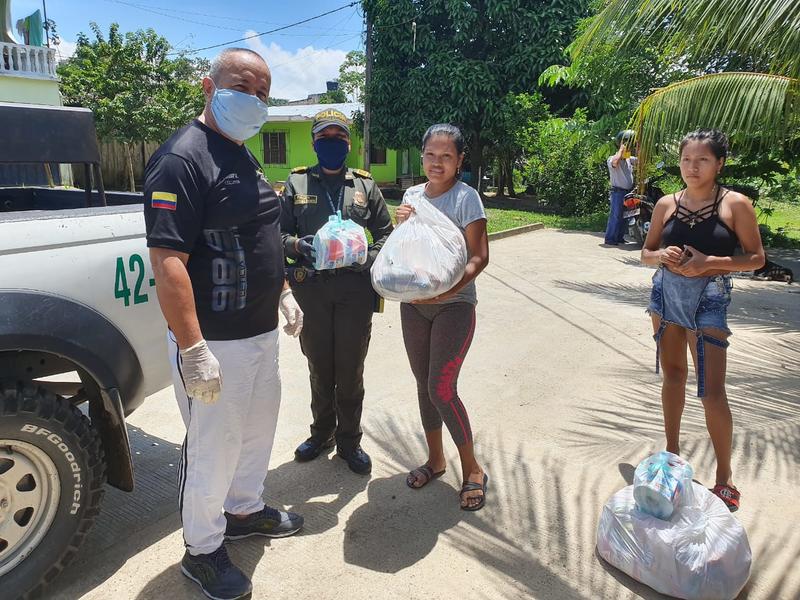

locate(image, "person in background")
[[604, 129, 637, 246], [145, 48, 304, 600], [395, 123, 490, 511], [641, 129, 765, 512], [280, 109, 393, 475]]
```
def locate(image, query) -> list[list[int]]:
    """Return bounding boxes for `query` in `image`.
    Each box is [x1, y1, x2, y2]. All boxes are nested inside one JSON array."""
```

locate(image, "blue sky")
[[10, 0, 365, 100]]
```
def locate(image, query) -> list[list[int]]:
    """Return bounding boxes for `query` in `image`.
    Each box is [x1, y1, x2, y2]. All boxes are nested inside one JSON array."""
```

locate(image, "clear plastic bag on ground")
[[313, 211, 368, 271], [371, 195, 467, 301], [597, 480, 752, 600], [633, 451, 695, 520]]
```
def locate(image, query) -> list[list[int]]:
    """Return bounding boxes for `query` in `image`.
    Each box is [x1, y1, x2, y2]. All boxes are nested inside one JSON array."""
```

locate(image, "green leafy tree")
[[319, 89, 348, 104], [485, 92, 549, 196], [338, 50, 365, 101], [58, 23, 208, 191], [521, 109, 608, 215], [567, 0, 800, 177], [363, 0, 592, 191]]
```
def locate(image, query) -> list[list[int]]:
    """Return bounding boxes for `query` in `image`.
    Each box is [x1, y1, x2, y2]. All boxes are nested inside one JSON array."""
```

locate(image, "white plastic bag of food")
[[371, 195, 467, 301], [313, 211, 368, 271], [597, 481, 752, 600], [633, 451, 695, 520]]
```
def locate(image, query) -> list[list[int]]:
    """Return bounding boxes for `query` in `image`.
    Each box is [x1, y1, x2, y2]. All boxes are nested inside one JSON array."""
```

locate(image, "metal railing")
[[0, 42, 57, 79]]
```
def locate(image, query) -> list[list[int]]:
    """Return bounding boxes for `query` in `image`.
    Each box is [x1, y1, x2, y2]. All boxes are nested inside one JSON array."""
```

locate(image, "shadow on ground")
[[363, 412, 800, 600], [46, 425, 369, 599], [42, 412, 800, 600]]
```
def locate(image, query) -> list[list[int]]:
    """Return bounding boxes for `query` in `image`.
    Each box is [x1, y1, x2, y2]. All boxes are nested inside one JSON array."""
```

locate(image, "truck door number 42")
[[114, 253, 154, 306]]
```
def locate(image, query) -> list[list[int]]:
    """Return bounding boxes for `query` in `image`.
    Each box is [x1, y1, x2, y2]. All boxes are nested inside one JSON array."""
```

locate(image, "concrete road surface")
[[48, 230, 800, 600]]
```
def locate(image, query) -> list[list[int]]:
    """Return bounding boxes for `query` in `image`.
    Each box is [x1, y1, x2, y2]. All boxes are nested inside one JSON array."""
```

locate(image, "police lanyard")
[[324, 185, 345, 215]]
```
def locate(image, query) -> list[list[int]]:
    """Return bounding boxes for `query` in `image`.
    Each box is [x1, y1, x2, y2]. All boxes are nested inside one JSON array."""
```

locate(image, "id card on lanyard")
[[324, 185, 345, 215]]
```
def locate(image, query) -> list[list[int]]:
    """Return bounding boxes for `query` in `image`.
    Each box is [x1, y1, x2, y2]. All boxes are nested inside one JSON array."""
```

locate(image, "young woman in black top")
[[641, 130, 765, 511]]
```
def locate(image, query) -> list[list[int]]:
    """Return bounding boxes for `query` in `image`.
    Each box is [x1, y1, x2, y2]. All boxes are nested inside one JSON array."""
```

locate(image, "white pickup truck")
[[0, 103, 171, 598]]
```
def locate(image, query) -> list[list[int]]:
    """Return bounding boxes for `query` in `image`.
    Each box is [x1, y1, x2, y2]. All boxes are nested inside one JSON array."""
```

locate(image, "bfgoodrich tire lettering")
[[0, 381, 105, 599]]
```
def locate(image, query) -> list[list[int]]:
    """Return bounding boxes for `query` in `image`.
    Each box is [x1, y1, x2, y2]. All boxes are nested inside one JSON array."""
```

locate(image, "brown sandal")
[[406, 464, 445, 489]]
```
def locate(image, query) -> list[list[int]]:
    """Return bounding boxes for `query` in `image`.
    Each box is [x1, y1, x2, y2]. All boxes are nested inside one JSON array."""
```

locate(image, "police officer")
[[281, 108, 393, 474]]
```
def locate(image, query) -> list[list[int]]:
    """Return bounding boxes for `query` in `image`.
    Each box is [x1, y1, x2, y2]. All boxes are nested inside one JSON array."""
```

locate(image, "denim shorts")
[[648, 267, 733, 397], [648, 267, 733, 334]]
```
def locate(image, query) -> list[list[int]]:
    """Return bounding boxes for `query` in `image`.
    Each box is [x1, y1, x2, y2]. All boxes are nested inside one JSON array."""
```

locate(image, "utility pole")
[[42, 1, 49, 47], [362, 11, 372, 172]]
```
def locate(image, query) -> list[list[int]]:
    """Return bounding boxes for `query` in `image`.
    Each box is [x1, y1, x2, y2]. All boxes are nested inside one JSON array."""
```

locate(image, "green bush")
[[521, 110, 609, 216]]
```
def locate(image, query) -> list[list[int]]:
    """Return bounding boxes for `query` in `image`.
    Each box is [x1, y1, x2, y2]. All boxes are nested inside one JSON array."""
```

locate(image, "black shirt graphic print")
[[144, 119, 284, 341]]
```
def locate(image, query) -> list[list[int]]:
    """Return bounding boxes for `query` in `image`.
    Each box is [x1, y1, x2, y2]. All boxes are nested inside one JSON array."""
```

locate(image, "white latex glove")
[[179, 339, 221, 404], [279, 289, 304, 337]]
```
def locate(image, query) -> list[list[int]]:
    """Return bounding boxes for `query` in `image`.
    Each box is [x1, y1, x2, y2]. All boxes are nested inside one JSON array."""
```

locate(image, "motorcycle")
[[623, 173, 666, 245]]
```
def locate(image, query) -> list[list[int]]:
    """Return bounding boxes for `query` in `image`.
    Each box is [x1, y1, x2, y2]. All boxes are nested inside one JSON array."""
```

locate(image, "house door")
[[401, 149, 409, 175]]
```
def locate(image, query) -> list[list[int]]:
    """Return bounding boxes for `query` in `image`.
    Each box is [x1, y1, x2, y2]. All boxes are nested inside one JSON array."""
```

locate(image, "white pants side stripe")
[[168, 328, 282, 556]]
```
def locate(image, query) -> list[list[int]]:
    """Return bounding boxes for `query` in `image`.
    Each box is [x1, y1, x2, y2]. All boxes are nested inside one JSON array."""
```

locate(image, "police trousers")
[[290, 269, 375, 452]]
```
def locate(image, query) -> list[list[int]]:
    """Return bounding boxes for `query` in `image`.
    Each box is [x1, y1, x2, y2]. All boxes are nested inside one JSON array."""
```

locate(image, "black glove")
[[349, 249, 376, 272], [296, 235, 316, 261]]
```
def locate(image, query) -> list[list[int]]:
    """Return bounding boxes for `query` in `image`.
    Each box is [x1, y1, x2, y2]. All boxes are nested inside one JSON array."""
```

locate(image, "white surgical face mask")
[[209, 81, 269, 142]]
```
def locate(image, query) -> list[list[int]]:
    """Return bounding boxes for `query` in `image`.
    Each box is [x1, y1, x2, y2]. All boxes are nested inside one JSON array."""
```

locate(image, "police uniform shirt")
[[280, 165, 393, 264], [144, 119, 284, 341]]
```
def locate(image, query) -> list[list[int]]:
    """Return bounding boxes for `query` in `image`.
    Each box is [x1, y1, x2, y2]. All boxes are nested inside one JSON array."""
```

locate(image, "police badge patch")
[[354, 190, 368, 207], [295, 194, 317, 205], [293, 267, 307, 283]]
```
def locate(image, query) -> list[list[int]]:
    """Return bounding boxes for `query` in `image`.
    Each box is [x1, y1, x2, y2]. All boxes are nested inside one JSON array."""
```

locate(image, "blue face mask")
[[209, 82, 269, 142], [313, 137, 350, 170]]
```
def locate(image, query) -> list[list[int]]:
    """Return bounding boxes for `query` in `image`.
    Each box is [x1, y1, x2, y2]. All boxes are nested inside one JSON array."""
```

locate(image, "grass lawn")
[[385, 195, 800, 248], [762, 201, 800, 243], [384, 199, 607, 235]]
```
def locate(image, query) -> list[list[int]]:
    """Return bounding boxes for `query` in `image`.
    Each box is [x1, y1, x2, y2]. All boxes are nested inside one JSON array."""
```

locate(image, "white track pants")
[[168, 328, 281, 556]]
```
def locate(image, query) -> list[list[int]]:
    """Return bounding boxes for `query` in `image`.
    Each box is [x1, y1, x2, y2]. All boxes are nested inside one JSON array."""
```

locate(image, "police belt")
[[287, 265, 351, 283]]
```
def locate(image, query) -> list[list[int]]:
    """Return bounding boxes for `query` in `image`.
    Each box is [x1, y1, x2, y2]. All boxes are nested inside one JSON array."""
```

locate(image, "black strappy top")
[[661, 187, 739, 256]]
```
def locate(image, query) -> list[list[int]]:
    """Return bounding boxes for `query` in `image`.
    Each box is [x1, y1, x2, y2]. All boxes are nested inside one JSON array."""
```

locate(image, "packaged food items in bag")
[[597, 473, 751, 599], [371, 195, 467, 301], [313, 211, 368, 271], [633, 451, 695, 520]]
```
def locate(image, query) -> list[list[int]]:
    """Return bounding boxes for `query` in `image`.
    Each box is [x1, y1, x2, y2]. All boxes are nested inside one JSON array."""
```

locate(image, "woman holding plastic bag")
[[641, 130, 765, 511], [394, 124, 490, 511]]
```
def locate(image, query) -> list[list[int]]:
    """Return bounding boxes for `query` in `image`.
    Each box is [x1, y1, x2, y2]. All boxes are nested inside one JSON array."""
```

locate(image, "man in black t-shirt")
[[145, 48, 303, 600]]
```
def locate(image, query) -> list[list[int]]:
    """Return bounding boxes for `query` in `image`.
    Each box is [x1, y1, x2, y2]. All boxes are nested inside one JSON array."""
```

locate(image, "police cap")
[[312, 108, 351, 137]]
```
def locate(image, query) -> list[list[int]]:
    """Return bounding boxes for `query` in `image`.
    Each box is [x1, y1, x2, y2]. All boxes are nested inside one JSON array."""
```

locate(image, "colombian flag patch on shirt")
[[151, 191, 177, 211]]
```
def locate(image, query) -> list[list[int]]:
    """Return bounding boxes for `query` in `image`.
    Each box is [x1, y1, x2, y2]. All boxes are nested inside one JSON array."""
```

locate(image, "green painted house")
[[245, 102, 422, 187]]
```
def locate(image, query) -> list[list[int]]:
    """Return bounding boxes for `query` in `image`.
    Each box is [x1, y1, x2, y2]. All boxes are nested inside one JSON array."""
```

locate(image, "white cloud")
[[245, 34, 348, 101], [53, 38, 77, 61]]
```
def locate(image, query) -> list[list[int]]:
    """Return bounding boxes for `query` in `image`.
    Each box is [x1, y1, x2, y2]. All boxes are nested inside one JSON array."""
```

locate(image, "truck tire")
[[0, 381, 106, 599]]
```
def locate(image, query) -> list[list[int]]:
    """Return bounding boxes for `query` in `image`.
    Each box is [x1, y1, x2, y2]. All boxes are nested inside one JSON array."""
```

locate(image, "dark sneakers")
[[294, 436, 335, 462], [224, 506, 304, 540], [181, 546, 252, 600], [337, 446, 372, 475]]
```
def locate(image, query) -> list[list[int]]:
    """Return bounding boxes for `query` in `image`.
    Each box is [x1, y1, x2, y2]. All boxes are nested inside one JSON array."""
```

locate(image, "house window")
[[263, 132, 287, 165], [370, 144, 387, 165]]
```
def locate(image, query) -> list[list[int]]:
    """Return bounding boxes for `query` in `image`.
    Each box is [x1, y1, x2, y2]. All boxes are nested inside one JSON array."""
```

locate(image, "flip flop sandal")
[[460, 473, 488, 511], [406, 464, 445, 489], [711, 483, 740, 512]]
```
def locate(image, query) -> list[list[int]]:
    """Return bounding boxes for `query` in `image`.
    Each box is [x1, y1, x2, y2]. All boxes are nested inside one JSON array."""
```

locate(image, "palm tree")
[[568, 0, 800, 173]]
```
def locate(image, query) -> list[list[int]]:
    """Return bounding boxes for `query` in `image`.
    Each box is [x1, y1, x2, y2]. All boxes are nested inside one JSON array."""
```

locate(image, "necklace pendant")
[[689, 218, 696, 228]]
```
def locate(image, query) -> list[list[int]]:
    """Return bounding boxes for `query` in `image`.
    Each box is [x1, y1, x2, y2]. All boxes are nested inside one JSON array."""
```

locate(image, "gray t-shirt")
[[607, 155, 637, 190], [402, 180, 486, 305]]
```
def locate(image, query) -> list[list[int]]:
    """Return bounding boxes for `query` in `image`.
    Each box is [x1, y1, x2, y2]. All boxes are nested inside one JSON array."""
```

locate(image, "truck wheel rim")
[[0, 440, 62, 576]]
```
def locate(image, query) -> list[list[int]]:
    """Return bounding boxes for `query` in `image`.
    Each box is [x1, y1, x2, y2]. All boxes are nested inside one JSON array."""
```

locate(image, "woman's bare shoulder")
[[721, 188, 752, 206]]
